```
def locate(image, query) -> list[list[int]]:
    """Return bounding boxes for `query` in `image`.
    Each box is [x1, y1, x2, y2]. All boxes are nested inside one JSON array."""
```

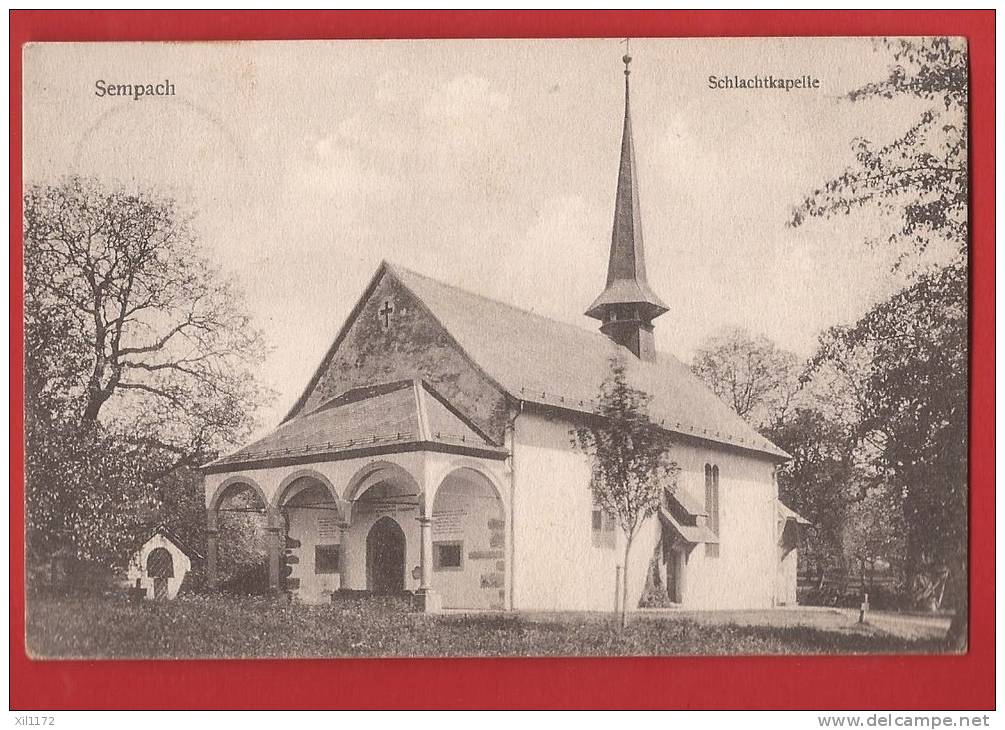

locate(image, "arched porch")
[[273, 470, 346, 603], [203, 451, 509, 610]]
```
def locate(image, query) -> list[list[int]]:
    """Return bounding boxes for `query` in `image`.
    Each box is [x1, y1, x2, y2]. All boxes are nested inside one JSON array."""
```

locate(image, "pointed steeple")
[[585, 51, 668, 362]]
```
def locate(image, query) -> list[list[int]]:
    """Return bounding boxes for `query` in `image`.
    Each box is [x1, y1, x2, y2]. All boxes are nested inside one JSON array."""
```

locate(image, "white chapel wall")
[[512, 411, 624, 611], [282, 484, 343, 603], [512, 410, 780, 612], [671, 445, 779, 610]]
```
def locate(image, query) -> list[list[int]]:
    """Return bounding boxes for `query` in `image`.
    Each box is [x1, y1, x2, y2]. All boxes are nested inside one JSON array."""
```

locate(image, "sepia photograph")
[[21, 35, 969, 660]]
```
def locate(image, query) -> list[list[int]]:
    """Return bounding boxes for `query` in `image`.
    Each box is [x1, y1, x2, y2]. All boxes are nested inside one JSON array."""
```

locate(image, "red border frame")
[[9, 10, 995, 710]]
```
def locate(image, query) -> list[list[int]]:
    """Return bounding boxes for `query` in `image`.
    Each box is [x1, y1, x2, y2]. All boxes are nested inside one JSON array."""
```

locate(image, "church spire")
[[585, 50, 668, 362]]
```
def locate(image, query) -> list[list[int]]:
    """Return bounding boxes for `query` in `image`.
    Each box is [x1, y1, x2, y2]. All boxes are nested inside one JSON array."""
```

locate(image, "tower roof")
[[585, 53, 669, 322]]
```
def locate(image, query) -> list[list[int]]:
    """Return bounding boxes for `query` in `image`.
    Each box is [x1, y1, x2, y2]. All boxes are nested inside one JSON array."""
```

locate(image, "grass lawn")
[[25, 593, 950, 659]]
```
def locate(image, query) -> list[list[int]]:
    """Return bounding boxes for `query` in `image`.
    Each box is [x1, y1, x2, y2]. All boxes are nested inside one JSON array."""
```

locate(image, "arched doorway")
[[146, 547, 174, 600], [366, 517, 405, 594]]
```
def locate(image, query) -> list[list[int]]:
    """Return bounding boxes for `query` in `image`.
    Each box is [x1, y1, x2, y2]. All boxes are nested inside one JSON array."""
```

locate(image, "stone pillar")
[[338, 523, 350, 592], [414, 516, 440, 612], [266, 527, 282, 593], [206, 529, 219, 591], [419, 517, 433, 590]]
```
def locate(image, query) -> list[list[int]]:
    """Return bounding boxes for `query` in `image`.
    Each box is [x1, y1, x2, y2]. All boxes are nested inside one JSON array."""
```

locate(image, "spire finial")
[[586, 37, 668, 361]]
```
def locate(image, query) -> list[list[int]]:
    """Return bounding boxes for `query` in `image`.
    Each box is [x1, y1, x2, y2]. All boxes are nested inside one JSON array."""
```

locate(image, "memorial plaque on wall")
[[433, 509, 466, 536]]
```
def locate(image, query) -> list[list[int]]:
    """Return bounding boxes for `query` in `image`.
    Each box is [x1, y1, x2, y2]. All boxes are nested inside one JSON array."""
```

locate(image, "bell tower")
[[584, 51, 668, 362]]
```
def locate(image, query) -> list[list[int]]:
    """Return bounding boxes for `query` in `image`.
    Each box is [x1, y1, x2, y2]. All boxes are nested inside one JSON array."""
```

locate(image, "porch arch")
[[428, 465, 507, 610], [338, 460, 423, 596], [273, 469, 347, 602], [344, 460, 422, 504], [272, 469, 341, 512], [206, 475, 277, 593], [208, 476, 274, 530], [426, 462, 507, 515]]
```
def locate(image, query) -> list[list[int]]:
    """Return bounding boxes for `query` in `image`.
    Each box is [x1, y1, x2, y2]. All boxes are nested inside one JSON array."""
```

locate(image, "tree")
[[762, 407, 858, 584], [849, 265, 966, 609], [789, 37, 968, 647], [25, 417, 158, 568], [24, 177, 271, 569], [843, 488, 906, 596], [24, 177, 270, 470], [790, 37, 967, 268], [572, 357, 677, 628], [691, 327, 801, 430]]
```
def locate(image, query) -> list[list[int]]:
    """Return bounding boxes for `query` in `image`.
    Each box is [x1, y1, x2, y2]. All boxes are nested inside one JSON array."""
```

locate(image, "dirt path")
[[635, 606, 951, 642]]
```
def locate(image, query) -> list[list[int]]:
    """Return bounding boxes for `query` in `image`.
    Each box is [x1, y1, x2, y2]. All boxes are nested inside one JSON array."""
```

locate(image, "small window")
[[434, 541, 463, 570], [592, 507, 616, 549], [705, 464, 721, 558], [315, 544, 341, 574]]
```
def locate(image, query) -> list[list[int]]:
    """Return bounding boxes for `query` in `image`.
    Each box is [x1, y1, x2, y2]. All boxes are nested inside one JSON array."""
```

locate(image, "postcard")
[[21, 36, 968, 659]]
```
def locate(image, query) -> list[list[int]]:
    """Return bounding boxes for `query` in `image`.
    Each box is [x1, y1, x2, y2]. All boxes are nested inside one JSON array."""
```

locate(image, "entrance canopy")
[[659, 491, 718, 545], [205, 379, 505, 474], [201, 379, 510, 610]]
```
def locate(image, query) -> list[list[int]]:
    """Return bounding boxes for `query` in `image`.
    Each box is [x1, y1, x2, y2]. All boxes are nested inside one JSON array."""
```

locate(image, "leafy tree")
[[803, 264, 965, 621], [25, 417, 158, 567], [24, 177, 271, 570], [790, 37, 968, 647], [153, 466, 209, 556], [691, 327, 801, 430], [23, 176, 270, 469], [852, 264, 966, 608], [791, 37, 967, 267], [216, 488, 270, 593], [843, 488, 906, 595], [762, 407, 857, 583], [572, 357, 677, 628]]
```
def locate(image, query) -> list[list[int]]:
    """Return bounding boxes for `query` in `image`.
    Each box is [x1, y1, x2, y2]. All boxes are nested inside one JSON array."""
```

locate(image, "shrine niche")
[[127, 527, 202, 601]]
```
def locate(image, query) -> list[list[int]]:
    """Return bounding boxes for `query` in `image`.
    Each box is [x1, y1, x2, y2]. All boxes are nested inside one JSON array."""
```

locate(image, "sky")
[[23, 38, 955, 431]]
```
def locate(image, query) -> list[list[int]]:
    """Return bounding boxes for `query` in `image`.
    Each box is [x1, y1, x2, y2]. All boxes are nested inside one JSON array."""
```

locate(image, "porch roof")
[[659, 505, 719, 545], [777, 501, 812, 526], [205, 379, 506, 472], [659, 489, 718, 545]]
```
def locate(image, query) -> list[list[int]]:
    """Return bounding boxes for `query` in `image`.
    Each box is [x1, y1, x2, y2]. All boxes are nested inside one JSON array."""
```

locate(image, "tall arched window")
[[705, 464, 720, 558]]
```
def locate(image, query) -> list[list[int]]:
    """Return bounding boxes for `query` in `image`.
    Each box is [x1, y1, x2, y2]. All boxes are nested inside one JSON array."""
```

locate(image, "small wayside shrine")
[[127, 525, 203, 601], [203, 53, 805, 612]]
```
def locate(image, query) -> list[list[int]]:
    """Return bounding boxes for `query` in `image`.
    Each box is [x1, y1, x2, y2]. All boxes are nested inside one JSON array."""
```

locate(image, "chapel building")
[[202, 55, 806, 612]]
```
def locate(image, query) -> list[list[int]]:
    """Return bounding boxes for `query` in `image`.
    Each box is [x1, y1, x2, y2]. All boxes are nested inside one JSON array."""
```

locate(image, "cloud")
[[490, 195, 608, 324], [422, 74, 510, 119]]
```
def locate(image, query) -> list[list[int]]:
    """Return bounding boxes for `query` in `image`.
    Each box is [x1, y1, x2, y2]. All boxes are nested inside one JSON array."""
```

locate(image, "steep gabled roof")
[[387, 264, 789, 460]]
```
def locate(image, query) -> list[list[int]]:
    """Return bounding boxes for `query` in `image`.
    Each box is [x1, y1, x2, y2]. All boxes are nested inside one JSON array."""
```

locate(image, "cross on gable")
[[379, 299, 395, 330]]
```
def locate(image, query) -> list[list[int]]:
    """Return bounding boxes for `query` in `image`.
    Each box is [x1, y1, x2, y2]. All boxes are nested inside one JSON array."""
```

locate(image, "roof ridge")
[[307, 378, 414, 416], [385, 260, 621, 345], [383, 263, 707, 378]]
